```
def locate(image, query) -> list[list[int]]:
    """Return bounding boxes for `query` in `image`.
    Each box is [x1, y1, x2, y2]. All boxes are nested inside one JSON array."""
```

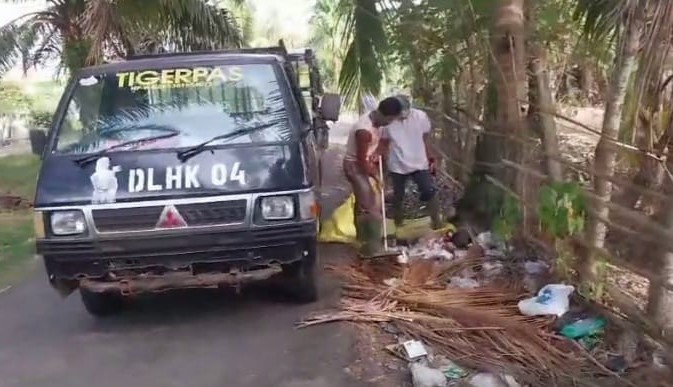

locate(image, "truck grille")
[[92, 200, 248, 232]]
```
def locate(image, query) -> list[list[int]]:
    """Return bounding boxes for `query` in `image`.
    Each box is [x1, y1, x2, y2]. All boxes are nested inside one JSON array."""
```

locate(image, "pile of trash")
[[300, 228, 634, 386]]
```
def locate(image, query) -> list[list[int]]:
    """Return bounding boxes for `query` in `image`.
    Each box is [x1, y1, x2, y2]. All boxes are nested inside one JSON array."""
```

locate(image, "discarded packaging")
[[468, 373, 520, 387], [524, 260, 549, 275], [433, 356, 468, 379], [403, 340, 429, 360], [383, 278, 403, 288], [481, 261, 504, 277], [517, 284, 574, 317], [448, 276, 480, 289], [560, 316, 606, 339], [410, 362, 448, 387]]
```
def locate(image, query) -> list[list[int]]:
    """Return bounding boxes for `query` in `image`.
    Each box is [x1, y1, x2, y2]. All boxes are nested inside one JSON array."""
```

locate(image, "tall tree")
[[578, 1, 645, 282], [0, 0, 243, 76]]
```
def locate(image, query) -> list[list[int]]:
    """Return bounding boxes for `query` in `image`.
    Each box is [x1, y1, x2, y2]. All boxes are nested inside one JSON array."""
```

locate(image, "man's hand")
[[428, 157, 437, 175]]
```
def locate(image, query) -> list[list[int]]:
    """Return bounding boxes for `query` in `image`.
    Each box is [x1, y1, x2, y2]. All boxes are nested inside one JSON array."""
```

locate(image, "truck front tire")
[[80, 288, 124, 317], [282, 244, 318, 303]]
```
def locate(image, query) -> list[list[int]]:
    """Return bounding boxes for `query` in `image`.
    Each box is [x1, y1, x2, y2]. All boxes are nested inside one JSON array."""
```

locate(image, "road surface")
[[0, 122, 391, 387]]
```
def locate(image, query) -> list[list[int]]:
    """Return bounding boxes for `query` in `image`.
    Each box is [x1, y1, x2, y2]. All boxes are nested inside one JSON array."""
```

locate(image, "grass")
[[0, 154, 41, 289], [0, 154, 41, 199], [0, 211, 36, 288]]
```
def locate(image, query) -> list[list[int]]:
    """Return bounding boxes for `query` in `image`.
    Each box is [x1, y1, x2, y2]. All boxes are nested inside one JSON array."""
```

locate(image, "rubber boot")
[[392, 200, 405, 228], [359, 219, 394, 259], [426, 194, 444, 230]]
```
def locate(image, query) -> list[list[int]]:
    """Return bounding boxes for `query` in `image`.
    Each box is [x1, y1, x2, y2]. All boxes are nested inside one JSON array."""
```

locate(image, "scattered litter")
[[475, 232, 505, 250], [410, 362, 447, 387], [383, 278, 403, 287], [449, 276, 480, 289], [468, 372, 520, 387], [397, 250, 410, 264], [560, 316, 606, 339], [433, 355, 468, 379], [517, 284, 574, 317], [524, 260, 549, 275], [402, 340, 429, 360], [0, 286, 11, 294], [481, 261, 504, 277]]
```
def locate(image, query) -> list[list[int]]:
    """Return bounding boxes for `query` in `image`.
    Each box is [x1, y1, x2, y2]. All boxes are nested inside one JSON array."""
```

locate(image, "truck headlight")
[[50, 211, 87, 235], [260, 196, 294, 220]]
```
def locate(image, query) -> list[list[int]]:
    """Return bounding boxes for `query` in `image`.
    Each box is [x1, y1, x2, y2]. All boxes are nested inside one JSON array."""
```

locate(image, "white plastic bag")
[[517, 284, 574, 317]]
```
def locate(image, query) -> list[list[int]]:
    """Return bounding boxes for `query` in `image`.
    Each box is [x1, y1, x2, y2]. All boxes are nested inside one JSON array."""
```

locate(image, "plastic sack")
[[318, 192, 455, 244], [517, 284, 574, 317]]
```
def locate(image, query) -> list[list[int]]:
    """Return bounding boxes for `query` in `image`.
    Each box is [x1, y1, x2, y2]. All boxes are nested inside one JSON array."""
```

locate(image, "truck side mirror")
[[29, 129, 47, 157], [320, 93, 341, 122]]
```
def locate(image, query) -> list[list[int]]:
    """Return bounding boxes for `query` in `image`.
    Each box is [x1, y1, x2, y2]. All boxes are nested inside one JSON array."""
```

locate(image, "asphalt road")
[[0, 123, 380, 387]]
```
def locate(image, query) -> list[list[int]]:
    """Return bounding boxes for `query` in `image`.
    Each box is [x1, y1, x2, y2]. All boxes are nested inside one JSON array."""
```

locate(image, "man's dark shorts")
[[390, 170, 436, 202]]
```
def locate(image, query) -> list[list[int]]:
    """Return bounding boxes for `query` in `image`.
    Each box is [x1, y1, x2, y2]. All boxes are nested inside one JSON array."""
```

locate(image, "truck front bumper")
[[37, 221, 317, 282]]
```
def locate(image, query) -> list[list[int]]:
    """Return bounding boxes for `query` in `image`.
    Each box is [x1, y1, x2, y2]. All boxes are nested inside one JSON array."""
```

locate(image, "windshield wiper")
[[176, 122, 278, 162], [74, 131, 180, 168]]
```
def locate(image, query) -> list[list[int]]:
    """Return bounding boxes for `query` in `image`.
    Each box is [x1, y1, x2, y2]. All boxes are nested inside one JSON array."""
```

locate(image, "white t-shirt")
[[381, 108, 431, 174], [344, 112, 380, 161]]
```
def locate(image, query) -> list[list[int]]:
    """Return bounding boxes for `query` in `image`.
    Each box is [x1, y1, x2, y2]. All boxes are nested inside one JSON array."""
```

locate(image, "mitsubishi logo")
[[156, 204, 188, 229]]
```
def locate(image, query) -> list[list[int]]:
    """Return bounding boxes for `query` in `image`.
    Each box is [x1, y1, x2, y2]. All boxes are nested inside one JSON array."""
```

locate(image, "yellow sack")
[[318, 180, 455, 245]]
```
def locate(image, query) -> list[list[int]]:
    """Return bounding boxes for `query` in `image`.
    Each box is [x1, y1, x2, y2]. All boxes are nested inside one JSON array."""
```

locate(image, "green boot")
[[392, 200, 405, 227], [359, 219, 394, 258], [426, 195, 444, 230]]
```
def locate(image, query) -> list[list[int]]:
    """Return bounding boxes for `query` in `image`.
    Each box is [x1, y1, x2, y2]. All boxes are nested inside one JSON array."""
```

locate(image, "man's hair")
[[377, 97, 404, 117], [395, 95, 411, 111]]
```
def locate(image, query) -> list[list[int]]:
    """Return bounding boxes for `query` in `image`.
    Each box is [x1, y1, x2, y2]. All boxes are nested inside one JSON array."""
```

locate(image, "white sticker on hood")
[[79, 76, 99, 86], [90, 157, 121, 204]]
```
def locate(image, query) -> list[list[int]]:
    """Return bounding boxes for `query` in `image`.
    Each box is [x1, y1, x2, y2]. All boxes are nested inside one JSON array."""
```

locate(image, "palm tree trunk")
[[527, 1, 562, 182], [646, 138, 673, 337], [458, 0, 526, 226], [580, 8, 644, 282]]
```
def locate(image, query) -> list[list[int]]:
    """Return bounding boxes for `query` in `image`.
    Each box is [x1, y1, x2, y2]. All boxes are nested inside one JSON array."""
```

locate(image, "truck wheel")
[[80, 289, 124, 317], [281, 245, 318, 303]]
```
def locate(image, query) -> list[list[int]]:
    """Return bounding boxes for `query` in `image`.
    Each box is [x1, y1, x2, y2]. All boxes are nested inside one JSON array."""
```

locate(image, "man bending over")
[[378, 95, 443, 230], [342, 98, 403, 257]]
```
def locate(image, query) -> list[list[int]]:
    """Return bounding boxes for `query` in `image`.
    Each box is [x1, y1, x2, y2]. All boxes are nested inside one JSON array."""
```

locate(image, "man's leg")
[[411, 170, 443, 229], [344, 161, 385, 257], [390, 172, 407, 227]]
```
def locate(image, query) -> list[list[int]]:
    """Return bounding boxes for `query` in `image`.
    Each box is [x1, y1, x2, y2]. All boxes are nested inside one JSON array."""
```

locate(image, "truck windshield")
[[54, 63, 293, 155]]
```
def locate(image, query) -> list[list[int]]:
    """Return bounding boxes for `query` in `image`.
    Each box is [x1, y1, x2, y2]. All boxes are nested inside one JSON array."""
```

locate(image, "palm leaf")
[[337, 0, 387, 109]]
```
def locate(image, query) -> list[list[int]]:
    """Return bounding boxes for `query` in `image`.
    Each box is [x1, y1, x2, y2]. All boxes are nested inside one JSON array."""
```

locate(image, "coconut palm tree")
[[0, 0, 243, 76]]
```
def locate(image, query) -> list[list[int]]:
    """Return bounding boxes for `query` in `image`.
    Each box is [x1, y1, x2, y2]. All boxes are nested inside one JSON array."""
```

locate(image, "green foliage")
[[492, 193, 522, 241], [0, 0, 244, 75], [538, 182, 587, 239], [0, 83, 32, 114], [29, 110, 52, 129]]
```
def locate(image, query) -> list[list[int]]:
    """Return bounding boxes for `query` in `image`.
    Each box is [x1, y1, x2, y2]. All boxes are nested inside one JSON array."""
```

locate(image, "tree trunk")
[[579, 62, 594, 102], [526, 2, 562, 182], [646, 139, 673, 338], [459, 0, 526, 226], [580, 10, 644, 282]]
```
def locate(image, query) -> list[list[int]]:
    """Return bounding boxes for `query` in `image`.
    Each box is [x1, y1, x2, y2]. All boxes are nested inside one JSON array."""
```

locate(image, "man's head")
[[370, 97, 403, 127]]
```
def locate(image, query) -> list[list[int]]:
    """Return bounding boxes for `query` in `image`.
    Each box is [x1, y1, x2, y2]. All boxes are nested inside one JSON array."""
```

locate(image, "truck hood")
[[34, 143, 307, 207]]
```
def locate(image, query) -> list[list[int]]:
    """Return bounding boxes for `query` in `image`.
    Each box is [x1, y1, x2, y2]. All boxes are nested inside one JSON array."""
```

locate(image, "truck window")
[[54, 63, 294, 155]]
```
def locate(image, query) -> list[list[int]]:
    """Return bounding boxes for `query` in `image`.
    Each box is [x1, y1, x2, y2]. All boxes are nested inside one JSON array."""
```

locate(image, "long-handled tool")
[[378, 155, 389, 251]]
